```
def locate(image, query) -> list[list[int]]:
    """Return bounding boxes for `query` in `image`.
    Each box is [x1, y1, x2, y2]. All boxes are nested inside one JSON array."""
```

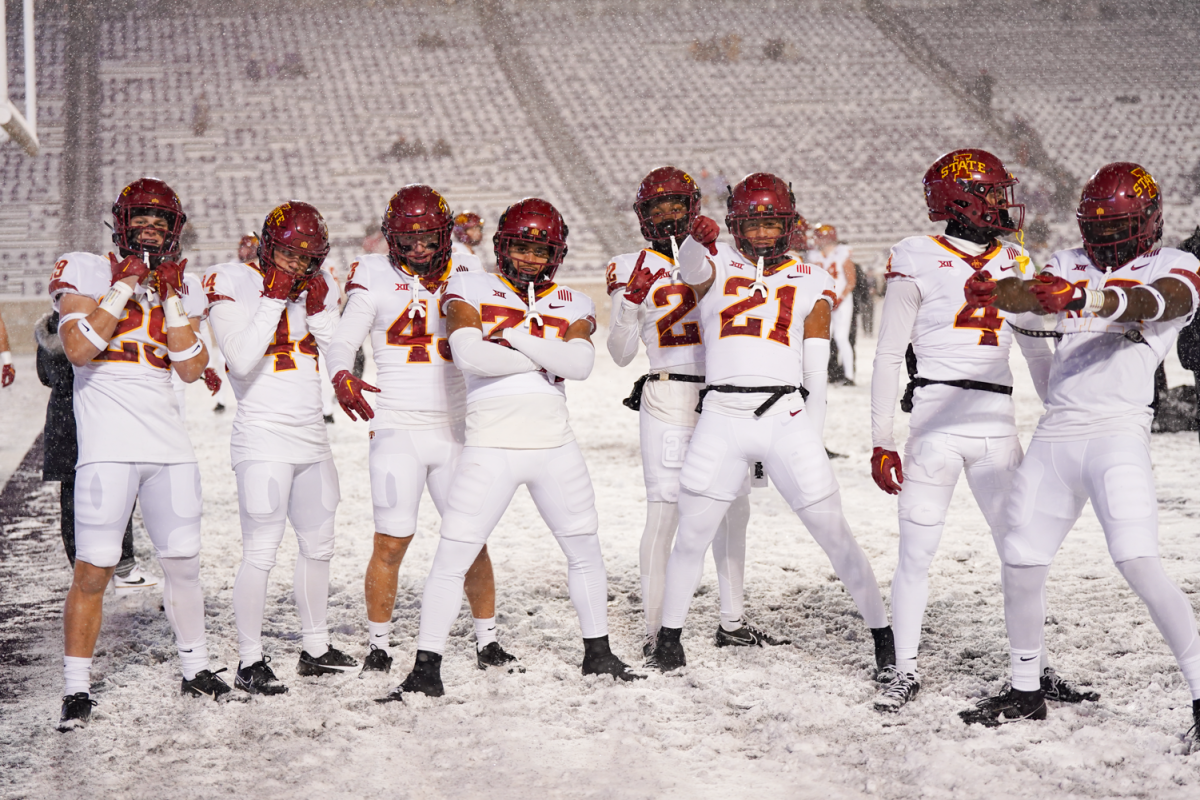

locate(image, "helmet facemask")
[[1078, 205, 1162, 269], [636, 194, 697, 245], [115, 207, 183, 265], [731, 216, 793, 266], [385, 225, 452, 278], [496, 235, 563, 293], [950, 178, 1024, 236]]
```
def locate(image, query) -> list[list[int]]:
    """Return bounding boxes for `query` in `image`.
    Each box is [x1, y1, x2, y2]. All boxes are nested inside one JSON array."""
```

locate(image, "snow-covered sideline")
[[1, 326, 1199, 799]]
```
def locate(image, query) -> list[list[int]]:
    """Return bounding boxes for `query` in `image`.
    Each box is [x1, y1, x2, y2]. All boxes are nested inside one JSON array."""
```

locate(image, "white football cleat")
[[112, 566, 158, 593]]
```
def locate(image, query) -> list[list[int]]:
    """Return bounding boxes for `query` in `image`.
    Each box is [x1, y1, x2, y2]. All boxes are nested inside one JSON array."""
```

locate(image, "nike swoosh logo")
[[549, 303, 565, 309], [790, 409, 803, 416], [1019, 655, 1037, 662], [786, 274, 803, 280], [121, 578, 148, 585], [1130, 263, 1148, 270]]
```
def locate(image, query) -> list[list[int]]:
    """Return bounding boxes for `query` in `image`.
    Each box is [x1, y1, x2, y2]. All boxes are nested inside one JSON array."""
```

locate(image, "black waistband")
[[622, 372, 706, 411], [696, 384, 809, 417], [901, 343, 1012, 413], [1005, 319, 1150, 346]]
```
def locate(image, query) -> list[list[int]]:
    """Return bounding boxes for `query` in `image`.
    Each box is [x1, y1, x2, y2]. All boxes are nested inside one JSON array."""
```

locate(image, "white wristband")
[[1106, 287, 1129, 320], [1, 351, 11, 365], [98, 281, 134, 319], [163, 295, 189, 329], [1140, 285, 1166, 322], [168, 340, 204, 361], [75, 318, 110, 350], [1083, 288, 1106, 314]]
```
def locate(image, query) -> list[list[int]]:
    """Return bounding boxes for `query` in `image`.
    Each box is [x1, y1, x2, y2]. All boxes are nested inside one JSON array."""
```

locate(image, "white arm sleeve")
[[325, 292, 374, 376], [606, 291, 642, 367], [503, 326, 595, 381], [306, 308, 339, 357], [1010, 311, 1053, 402], [206, 297, 288, 379], [448, 326, 538, 377], [802, 337, 831, 439], [870, 281, 922, 451], [677, 236, 714, 286]]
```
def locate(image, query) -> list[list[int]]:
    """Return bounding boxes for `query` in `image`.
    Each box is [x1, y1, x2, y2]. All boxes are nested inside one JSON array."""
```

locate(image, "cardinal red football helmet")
[[725, 173, 799, 263], [1076, 162, 1163, 269], [813, 224, 838, 249], [382, 185, 454, 277], [493, 198, 569, 292], [452, 210, 484, 246], [111, 178, 187, 264], [924, 149, 1023, 234], [634, 166, 701, 244], [258, 201, 330, 293]]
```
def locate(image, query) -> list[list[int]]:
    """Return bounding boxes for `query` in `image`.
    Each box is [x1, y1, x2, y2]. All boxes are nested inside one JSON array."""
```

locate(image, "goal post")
[[0, 0, 38, 156]]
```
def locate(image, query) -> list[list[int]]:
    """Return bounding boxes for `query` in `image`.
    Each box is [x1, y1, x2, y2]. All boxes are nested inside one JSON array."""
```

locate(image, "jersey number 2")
[[653, 285, 701, 348]]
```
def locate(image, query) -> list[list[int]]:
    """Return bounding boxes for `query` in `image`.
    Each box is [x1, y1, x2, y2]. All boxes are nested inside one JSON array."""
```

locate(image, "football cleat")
[[235, 657, 288, 695], [1188, 699, 1200, 743], [581, 635, 644, 682], [649, 627, 686, 672], [297, 647, 358, 676], [1040, 668, 1099, 703], [959, 686, 1046, 727], [181, 668, 232, 700], [375, 686, 405, 704], [400, 650, 444, 697], [874, 671, 921, 713], [477, 642, 523, 673], [714, 622, 791, 648], [360, 645, 393, 675], [112, 566, 158, 593], [872, 626, 897, 680], [57, 692, 97, 732]]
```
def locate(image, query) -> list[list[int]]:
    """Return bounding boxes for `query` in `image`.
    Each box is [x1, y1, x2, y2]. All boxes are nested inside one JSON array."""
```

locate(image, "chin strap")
[[1015, 228, 1033, 277], [408, 279, 425, 319], [749, 256, 768, 298], [525, 281, 543, 329], [669, 235, 682, 282]]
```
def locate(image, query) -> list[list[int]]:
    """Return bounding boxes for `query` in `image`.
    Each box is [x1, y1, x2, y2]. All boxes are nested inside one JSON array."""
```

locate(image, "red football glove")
[[332, 369, 380, 421], [689, 215, 720, 255], [203, 367, 221, 395], [305, 272, 330, 316], [154, 258, 187, 297], [963, 270, 997, 309], [1029, 272, 1086, 314], [623, 251, 664, 305], [871, 447, 904, 495], [262, 266, 296, 301], [108, 252, 149, 286], [1, 364, 14, 388]]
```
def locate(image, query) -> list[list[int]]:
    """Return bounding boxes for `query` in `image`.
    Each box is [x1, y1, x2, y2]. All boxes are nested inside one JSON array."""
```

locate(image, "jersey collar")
[[642, 248, 675, 266], [499, 275, 558, 303], [763, 257, 798, 278], [931, 236, 1002, 268], [393, 260, 452, 293]]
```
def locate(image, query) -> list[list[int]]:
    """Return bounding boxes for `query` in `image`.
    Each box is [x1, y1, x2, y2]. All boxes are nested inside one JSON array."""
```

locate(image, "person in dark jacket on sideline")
[[35, 310, 154, 590]]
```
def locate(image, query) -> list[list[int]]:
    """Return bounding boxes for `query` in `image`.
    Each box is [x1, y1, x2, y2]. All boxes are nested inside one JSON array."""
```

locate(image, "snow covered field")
[[2, 323, 1200, 799]]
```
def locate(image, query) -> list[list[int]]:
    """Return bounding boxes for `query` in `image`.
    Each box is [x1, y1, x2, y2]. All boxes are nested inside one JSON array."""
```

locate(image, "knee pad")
[[241, 543, 278, 572], [898, 485, 948, 528], [296, 526, 336, 563], [446, 458, 497, 518], [238, 463, 287, 521]]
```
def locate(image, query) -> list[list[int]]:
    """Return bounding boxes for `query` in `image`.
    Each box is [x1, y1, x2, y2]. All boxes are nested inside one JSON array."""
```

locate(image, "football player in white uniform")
[[52, 178, 227, 730], [647, 173, 894, 675], [607, 166, 786, 657], [452, 210, 484, 258], [381, 198, 640, 700], [325, 185, 516, 675], [958, 163, 1200, 739], [870, 149, 1096, 712], [205, 201, 356, 694], [810, 224, 856, 384]]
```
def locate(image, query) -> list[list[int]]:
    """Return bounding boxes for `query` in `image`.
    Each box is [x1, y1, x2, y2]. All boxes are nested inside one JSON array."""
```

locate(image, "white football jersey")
[[695, 243, 834, 416], [342, 254, 481, 427], [605, 248, 704, 372], [49, 252, 207, 466], [204, 261, 339, 466], [884, 235, 1037, 437], [810, 243, 853, 300], [1034, 246, 1200, 441], [442, 271, 597, 405]]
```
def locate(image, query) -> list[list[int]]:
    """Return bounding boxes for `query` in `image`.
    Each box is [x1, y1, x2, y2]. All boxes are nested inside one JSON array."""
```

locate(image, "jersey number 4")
[[267, 313, 318, 371], [953, 303, 1001, 346], [386, 301, 451, 363], [653, 285, 701, 347], [719, 277, 796, 345]]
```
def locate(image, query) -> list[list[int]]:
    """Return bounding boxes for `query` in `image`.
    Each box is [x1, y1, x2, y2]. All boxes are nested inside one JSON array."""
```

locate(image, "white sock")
[[474, 617, 497, 650], [1011, 648, 1042, 692], [295, 553, 331, 658], [720, 617, 743, 632], [64, 656, 92, 695], [368, 620, 392, 654], [896, 656, 918, 676], [1181, 654, 1200, 701], [178, 643, 210, 682]]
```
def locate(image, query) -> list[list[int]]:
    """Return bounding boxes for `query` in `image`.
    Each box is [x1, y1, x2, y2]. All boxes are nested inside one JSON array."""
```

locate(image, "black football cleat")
[[181, 668, 232, 700], [872, 626, 897, 681], [297, 647, 358, 676], [360, 645, 393, 675], [235, 657, 288, 695], [960, 686, 1047, 727], [581, 635, 645, 682], [714, 622, 791, 647], [649, 627, 686, 672], [1188, 699, 1200, 743], [477, 642, 524, 673], [874, 670, 921, 713], [375, 686, 405, 704], [1040, 668, 1099, 703], [400, 650, 444, 697], [57, 692, 98, 732]]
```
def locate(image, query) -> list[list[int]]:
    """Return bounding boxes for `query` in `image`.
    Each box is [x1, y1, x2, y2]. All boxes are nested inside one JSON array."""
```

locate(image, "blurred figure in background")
[[0, 308, 13, 387], [811, 224, 857, 384]]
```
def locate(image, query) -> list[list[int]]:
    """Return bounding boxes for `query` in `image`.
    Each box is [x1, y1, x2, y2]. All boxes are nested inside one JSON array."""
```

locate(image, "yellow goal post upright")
[[0, 0, 38, 156]]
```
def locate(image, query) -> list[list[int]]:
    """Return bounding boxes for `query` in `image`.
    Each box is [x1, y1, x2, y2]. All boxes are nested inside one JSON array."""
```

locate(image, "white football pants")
[[639, 408, 751, 634], [417, 442, 607, 653], [232, 459, 341, 664], [73, 461, 207, 671], [891, 431, 1026, 664], [369, 426, 462, 537], [661, 409, 887, 630], [830, 300, 854, 381], [1001, 436, 1200, 697]]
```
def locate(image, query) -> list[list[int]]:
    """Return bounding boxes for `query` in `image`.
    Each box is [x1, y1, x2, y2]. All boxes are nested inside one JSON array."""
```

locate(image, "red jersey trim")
[[1166, 268, 1200, 295], [206, 292, 234, 304], [49, 279, 78, 295]]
